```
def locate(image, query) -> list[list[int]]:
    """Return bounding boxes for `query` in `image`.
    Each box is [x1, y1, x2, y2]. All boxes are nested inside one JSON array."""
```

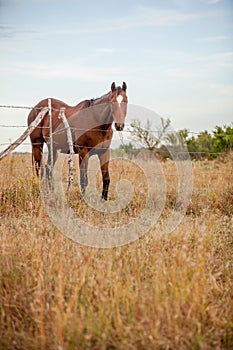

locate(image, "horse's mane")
[[73, 90, 111, 113], [89, 91, 111, 106]]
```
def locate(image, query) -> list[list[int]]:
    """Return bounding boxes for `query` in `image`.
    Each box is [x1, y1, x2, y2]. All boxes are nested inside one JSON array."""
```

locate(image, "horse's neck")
[[92, 92, 113, 126]]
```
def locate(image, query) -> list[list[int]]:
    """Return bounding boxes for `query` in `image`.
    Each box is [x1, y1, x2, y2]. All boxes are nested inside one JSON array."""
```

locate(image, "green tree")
[[166, 129, 214, 160], [194, 131, 214, 160], [186, 136, 198, 159], [212, 124, 233, 153], [178, 129, 189, 143]]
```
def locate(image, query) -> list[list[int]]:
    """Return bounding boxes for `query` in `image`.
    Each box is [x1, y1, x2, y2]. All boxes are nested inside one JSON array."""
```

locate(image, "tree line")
[[113, 118, 233, 160]]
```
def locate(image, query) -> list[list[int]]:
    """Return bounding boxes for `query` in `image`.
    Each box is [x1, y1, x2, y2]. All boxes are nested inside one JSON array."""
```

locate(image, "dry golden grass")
[[0, 153, 233, 350]]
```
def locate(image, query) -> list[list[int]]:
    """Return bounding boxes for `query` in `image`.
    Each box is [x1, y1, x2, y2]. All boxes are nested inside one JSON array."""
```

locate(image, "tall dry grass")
[[0, 153, 232, 349]]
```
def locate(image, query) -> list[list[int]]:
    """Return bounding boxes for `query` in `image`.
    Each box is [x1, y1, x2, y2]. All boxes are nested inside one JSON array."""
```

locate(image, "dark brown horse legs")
[[32, 140, 44, 177], [80, 169, 88, 194], [79, 151, 89, 195], [101, 169, 110, 200], [98, 150, 110, 201]]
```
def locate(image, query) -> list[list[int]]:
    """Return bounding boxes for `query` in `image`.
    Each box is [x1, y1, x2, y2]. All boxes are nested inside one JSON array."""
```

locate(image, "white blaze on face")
[[117, 95, 123, 104]]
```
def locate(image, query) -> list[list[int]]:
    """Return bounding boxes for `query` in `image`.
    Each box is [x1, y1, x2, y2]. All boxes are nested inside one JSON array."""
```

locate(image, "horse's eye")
[[116, 95, 123, 103]]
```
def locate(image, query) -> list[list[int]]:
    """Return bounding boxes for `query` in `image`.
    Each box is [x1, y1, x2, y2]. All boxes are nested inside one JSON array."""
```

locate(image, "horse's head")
[[109, 81, 128, 131]]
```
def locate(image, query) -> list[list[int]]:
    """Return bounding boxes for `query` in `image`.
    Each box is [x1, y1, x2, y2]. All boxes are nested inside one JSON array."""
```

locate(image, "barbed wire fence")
[[0, 103, 232, 199]]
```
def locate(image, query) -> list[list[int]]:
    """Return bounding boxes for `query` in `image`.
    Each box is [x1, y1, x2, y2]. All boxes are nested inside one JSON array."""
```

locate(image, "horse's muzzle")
[[115, 123, 124, 131]]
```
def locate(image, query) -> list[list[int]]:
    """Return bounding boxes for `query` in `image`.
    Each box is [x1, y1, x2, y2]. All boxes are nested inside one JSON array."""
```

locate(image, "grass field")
[[0, 153, 233, 350]]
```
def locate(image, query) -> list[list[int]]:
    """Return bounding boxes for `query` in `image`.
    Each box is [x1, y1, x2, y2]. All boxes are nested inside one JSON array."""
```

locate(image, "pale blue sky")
[[0, 0, 233, 152]]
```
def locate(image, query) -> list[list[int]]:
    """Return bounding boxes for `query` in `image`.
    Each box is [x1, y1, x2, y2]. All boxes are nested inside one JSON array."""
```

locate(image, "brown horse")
[[28, 82, 128, 200]]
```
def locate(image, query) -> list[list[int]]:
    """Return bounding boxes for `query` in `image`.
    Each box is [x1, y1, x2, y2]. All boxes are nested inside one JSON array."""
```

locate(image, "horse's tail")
[[28, 102, 47, 177]]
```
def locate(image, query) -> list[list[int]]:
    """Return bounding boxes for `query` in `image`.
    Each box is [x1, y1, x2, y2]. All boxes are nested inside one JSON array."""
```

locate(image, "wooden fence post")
[[58, 107, 74, 192]]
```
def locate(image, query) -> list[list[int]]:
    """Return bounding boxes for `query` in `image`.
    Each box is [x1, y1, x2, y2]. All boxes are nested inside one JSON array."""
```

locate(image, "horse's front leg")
[[79, 150, 89, 195], [98, 149, 110, 201]]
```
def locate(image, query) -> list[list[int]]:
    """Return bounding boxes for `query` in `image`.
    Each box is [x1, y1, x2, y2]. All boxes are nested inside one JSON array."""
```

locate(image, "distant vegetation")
[[113, 119, 233, 160], [185, 125, 233, 160]]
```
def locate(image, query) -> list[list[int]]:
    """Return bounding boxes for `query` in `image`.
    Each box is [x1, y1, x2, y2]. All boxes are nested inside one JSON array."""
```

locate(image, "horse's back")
[[27, 98, 91, 125], [28, 98, 69, 124], [28, 97, 92, 149]]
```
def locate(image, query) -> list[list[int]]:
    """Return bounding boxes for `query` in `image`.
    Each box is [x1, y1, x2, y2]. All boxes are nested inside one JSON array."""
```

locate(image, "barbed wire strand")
[[0, 141, 232, 157], [0, 103, 232, 136], [0, 123, 232, 137]]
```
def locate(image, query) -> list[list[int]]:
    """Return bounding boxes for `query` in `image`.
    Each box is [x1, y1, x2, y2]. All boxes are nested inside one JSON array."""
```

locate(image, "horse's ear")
[[122, 82, 127, 91], [111, 82, 116, 92]]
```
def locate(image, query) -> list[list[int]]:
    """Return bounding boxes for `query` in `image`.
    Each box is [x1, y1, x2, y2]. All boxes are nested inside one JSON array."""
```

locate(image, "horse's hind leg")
[[79, 150, 89, 195], [32, 140, 44, 177]]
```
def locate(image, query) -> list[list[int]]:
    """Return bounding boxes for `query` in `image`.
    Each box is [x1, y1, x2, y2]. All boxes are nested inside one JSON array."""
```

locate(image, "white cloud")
[[164, 67, 199, 79], [0, 4, 222, 41], [95, 48, 114, 54], [35, 6, 220, 36], [138, 7, 204, 25], [105, 7, 217, 31], [196, 36, 229, 42], [200, 83, 233, 96], [2, 62, 127, 82], [194, 51, 233, 68], [206, 0, 221, 4], [0, 24, 36, 38]]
